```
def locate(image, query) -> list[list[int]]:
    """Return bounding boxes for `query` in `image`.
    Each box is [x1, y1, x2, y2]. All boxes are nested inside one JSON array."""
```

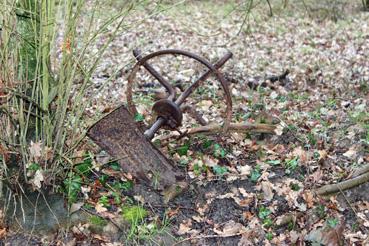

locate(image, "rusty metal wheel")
[[126, 49, 233, 139]]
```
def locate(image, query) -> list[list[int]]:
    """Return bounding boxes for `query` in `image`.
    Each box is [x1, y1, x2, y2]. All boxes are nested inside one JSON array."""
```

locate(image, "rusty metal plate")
[[87, 105, 185, 190]]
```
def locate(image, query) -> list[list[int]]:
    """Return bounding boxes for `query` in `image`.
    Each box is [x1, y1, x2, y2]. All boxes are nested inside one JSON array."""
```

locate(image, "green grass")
[[0, 0, 154, 201]]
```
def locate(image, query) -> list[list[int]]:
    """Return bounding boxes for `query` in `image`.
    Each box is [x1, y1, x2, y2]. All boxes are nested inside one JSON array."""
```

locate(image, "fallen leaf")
[[95, 203, 108, 213], [0, 227, 7, 239], [305, 219, 345, 246], [292, 146, 308, 164], [32, 170, 44, 189], [318, 150, 328, 160], [302, 191, 314, 208], [177, 221, 192, 235], [70, 202, 84, 214], [261, 181, 274, 201], [213, 220, 246, 236], [237, 165, 252, 175], [290, 230, 300, 243], [343, 148, 357, 159], [29, 141, 42, 162], [274, 123, 284, 136]]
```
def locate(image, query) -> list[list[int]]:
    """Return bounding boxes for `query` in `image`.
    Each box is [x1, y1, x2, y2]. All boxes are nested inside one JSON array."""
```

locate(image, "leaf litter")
[[4, 1, 368, 245]]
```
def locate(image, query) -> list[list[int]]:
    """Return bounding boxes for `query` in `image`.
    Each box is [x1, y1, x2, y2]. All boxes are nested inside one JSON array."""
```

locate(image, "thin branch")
[[173, 231, 245, 246], [349, 164, 369, 178], [265, 0, 273, 16], [316, 172, 369, 196], [187, 122, 276, 135]]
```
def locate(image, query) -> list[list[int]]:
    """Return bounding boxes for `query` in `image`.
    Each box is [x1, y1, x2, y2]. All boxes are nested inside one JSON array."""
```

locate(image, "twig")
[[147, 203, 197, 211], [315, 172, 369, 196], [265, 0, 273, 16], [349, 164, 369, 178], [338, 186, 357, 218], [187, 122, 276, 135], [156, 122, 276, 147], [173, 231, 245, 246]]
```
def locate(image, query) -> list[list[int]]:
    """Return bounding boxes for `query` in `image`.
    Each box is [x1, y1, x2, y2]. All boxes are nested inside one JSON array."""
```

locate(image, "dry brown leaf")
[[167, 207, 180, 218], [213, 220, 246, 236], [177, 221, 192, 235], [302, 191, 315, 208], [321, 221, 345, 246], [0, 227, 7, 239], [29, 141, 42, 162], [343, 148, 357, 159], [292, 146, 308, 164], [70, 202, 84, 214], [95, 203, 108, 213], [318, 150, 328, 160], [261, 181, 274, 201], [290, 230, 300, 243], [32, 169, 44, 189], [274, 123, 284, 136], [237, 165, 252, 175]]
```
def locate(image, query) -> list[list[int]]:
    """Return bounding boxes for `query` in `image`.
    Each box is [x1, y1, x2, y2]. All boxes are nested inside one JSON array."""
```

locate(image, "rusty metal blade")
[[87, 105, 185, 190]]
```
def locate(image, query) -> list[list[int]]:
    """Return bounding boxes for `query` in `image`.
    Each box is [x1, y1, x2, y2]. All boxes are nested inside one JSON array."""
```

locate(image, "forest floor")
[[2, 1, 369, 245]]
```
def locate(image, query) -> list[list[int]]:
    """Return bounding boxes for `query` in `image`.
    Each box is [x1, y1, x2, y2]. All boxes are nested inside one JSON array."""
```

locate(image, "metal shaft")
[[133, 49, 176, 101]]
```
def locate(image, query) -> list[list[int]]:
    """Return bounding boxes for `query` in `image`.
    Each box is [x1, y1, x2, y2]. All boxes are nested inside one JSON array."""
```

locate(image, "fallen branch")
[[349, 163, 369, 178], [315, 171, 369, 196], [187, 122, 276, 135], [173, 231, 245, 246], [154, 123, 276, 147]]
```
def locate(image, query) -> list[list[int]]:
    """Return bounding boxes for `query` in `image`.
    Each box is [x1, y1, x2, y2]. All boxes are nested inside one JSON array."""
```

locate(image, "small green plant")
[[327, 98, 337, 108], [176, 143, 190, 156], [258, 206, 272, 220], [75, 154, 93, 176], [109, 161, 121, 171], [212, 165, 228, 176], [266, 160, 281, 166], [98, 195, 110, 208], [112, 180, 133, 191], [193, 162, 207, 176], [179, 158, 190, 167], [89, 215, 108, 226], [285, 157, 299, 174], [258, 206, 273, 228], [213, 143, 227, 158], [99, 174, 109, 185], [201, 138, 213, 149], [122, 205, 148, 224], [64, 172, 82, 203], [307, 132, 317, 147], [327, 217, 339, 228], [250, 165, 262, 182], [290, 183, 301, 191], [134, 113, 145, 122], [265, 231, 273, 240], [315, 204, 326, 219], [27, 163, 40, 171], [263, 217, 273, 228]]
